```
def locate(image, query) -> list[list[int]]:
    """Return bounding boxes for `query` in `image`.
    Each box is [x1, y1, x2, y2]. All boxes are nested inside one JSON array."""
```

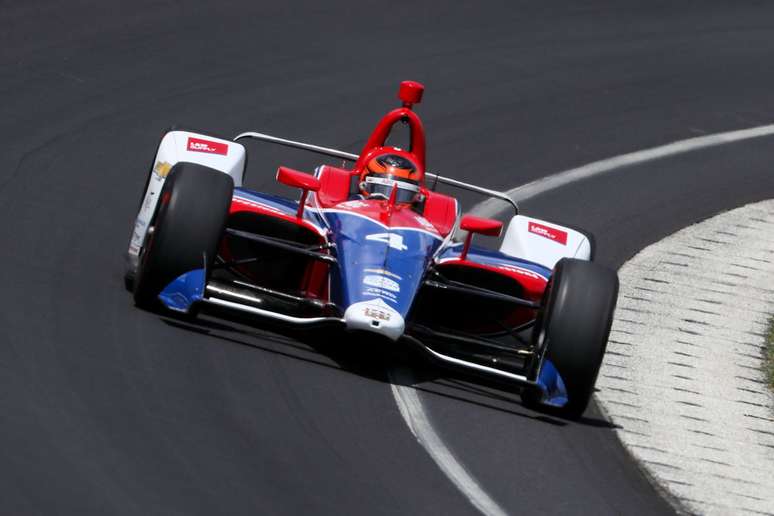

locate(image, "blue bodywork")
[[323, 211, 443, 318], [535, 359, 569, 407], [233, 187, 307, 216], [155, 187, 569, 408], [438, 242, 552, 280], [158, 268, 206, 312]]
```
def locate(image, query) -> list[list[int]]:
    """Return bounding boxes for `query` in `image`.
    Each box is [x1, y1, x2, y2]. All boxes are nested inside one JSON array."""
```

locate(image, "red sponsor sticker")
[[187, 137, 228, 155], [528, 221, 568, 245]]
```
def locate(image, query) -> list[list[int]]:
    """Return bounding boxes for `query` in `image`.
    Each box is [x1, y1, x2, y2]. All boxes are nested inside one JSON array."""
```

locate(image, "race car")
[[125, 81, 619, 418]]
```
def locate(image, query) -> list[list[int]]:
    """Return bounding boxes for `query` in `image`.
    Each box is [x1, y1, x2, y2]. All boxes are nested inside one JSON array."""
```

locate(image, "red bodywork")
[[220, 80, 546, 328]]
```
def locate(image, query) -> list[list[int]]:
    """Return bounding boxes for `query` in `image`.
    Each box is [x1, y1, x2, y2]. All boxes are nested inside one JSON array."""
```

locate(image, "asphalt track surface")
[[3, 1, 774, 514]]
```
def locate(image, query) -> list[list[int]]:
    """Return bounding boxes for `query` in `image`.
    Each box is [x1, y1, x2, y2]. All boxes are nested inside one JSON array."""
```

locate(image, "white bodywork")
[[126, 130, 246, 270], [344, 298, 405, 341], [499, 215, 592, 269]]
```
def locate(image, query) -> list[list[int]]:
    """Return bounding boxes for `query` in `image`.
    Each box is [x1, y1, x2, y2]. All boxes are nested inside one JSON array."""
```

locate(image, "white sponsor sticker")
[[363, 287, 397, 302], [364, 268, 402, 280], [363, 274, 400, 292], [341, 200, 368, 209], [416, 216, 436, 231], [498, 264, 543, 280]]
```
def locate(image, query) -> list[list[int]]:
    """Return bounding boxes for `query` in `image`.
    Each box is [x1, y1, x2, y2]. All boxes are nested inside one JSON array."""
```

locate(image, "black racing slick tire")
[[524, 258, 619, 419], [133, 162, 233, 308]]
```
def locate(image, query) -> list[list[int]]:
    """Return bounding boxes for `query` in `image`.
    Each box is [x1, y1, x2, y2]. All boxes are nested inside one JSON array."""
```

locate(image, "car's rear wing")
[[234, 131, 519, 215]]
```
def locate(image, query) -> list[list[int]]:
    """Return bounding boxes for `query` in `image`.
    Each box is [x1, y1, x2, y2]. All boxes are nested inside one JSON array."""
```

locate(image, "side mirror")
[[276, 166, 320, 192], [276, 166, 320, 218], [459, 214, 503, 260], [460, 215, 503, 236]]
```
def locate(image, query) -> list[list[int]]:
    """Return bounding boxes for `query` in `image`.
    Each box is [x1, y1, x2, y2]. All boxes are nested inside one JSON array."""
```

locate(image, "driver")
[[360, 153, 422, 204]]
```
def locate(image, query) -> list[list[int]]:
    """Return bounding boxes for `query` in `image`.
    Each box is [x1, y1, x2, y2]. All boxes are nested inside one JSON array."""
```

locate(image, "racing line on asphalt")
[[389, 120, 774, 516]]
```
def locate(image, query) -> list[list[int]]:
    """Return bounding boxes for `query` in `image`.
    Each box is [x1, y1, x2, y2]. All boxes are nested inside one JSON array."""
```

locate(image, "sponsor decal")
[[141, 191, 155, 212], [364, 306, 391, 321], [187, 137, 228, 155], [366, 232, 408, 251], [130, 219, 147, 248], [363, 274, 400, 293], [498, 264, 544, 281], [153, 161, 173, 178], [415, 216, 437, 232], [363, 287, 397, 302], [364, 268, 402, 280], [528, 221, 567, 245], [341, 200, 368, 209]]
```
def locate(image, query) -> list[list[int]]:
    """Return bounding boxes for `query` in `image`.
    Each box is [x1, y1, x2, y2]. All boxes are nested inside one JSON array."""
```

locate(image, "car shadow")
[[159, 309, 617, 429]]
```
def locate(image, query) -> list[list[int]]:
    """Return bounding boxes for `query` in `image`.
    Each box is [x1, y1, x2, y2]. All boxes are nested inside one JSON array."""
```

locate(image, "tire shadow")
[[158, 307, 617, 429]]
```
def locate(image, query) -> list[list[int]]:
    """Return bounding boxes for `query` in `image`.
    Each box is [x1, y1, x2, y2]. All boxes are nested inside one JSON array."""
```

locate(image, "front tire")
[[133, 162, 233, 308], [523, 258, 619, 419]]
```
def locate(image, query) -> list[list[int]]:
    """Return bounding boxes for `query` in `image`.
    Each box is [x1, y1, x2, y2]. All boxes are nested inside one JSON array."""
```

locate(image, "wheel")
[[523, 258, 618, 418], [133, 162, 234, 308]]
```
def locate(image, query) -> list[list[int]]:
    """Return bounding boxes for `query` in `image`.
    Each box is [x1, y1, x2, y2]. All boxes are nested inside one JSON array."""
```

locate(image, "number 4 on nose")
[[365, 233, 408, 251]]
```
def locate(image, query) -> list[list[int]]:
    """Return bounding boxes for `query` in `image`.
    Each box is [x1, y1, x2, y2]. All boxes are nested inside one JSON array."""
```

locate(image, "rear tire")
[[133, 162, 233, 308], [523, 258, 618, 419]]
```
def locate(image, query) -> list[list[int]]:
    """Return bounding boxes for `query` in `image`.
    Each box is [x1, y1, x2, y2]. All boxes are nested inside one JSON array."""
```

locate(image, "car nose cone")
[[343, 298, 405, 341]]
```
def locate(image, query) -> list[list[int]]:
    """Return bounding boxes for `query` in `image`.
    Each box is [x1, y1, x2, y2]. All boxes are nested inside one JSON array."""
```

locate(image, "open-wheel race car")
[[125, 81, 619, 418]]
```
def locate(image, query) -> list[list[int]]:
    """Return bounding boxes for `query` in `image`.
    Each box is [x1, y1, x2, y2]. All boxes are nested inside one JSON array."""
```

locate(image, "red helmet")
[[360, 152, 422, 204]]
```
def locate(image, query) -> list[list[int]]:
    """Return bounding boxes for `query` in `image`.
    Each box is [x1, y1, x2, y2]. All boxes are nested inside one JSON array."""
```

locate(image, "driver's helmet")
[[360, 153, 421, 204]]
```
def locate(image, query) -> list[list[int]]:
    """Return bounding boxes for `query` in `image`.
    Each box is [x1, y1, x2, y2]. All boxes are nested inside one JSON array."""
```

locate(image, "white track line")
[[389, 120, 774, 516], [473, 122, 774, 219], [389, 367, 508, 516]]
